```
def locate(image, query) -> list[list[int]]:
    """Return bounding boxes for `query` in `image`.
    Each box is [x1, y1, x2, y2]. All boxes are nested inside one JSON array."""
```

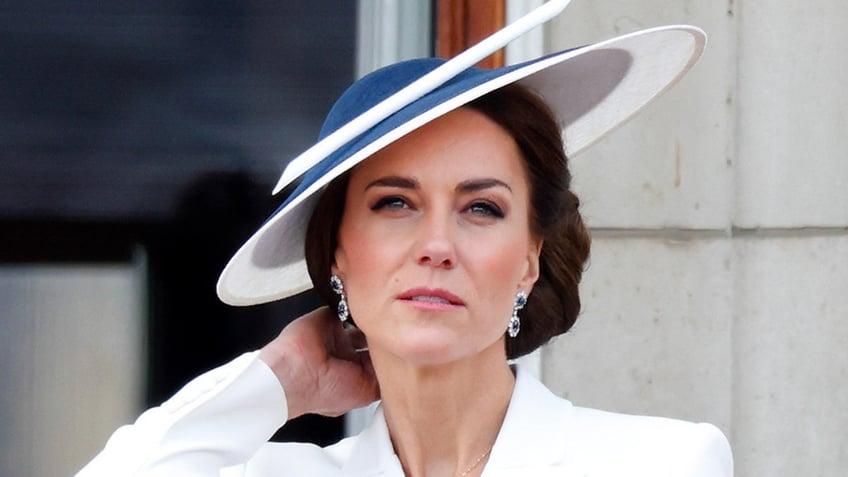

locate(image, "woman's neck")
[[370, 344, 516, 477]]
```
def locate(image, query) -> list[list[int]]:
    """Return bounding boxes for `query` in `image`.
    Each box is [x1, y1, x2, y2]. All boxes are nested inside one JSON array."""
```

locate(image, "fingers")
[[262, 306, 382, 418]]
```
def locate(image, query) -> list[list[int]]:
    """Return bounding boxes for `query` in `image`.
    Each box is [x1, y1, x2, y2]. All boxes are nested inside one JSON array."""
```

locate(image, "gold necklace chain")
[[458, 447, 492, 477]]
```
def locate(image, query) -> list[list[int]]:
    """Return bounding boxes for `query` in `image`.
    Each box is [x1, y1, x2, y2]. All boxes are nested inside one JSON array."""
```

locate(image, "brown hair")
[[305, 83, 591, 359]]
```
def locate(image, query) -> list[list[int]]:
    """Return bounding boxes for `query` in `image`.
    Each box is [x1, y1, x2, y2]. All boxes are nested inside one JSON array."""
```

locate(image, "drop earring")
[[507, 291, 527, 338], [330, 274, 349, 322]]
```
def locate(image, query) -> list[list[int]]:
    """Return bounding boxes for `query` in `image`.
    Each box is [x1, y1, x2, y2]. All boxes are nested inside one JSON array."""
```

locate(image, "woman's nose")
[[415, 214, 456, 269]]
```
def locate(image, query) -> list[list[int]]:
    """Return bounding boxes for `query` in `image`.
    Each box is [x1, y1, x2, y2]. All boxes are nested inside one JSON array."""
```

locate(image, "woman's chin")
[[390, 336, 467, 366], [372, 329, 504, 369]]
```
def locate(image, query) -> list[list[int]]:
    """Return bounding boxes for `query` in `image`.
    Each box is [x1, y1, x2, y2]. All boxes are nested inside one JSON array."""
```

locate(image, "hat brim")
[[217, 25, 706, 306]]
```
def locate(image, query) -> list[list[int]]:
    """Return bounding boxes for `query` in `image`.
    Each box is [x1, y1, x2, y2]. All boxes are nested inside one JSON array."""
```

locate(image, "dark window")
[[0, 0, 357, 445]]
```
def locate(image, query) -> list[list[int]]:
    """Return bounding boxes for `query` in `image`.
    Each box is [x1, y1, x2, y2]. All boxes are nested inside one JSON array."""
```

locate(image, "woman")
[[79, 2, 732, 476]]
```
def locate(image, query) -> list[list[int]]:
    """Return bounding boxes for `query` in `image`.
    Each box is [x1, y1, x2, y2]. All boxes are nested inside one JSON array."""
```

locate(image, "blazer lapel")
[[341, 406, 405, 477], [340, 366, 581, 476], [482, 365, 581, 476]]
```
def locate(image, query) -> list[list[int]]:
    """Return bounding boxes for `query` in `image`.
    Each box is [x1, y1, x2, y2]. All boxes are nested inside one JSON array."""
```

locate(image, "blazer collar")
[[340, 365, 576, 476], [482, 365, 575, 474], [341, 404, 404, 476]]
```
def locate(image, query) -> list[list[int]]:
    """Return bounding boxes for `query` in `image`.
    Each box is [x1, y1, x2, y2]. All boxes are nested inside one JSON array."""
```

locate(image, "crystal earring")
[[330, 274, 349, 322], [507, 291, 527, 338]]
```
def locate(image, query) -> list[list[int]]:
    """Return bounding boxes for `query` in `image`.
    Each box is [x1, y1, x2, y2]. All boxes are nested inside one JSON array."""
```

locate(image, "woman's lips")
[[397, 288, 465, 309]]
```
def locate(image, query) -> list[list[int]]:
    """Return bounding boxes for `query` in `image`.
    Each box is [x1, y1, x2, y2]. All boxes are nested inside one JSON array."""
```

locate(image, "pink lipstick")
[[397, 287, 465, 310]]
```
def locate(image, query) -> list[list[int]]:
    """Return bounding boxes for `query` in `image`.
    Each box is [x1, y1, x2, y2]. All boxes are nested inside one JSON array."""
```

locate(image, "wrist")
[[258, 345, 309, 419]]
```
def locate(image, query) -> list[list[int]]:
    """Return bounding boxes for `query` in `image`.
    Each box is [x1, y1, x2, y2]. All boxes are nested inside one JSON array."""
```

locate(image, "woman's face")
[[333, 107, 542, 367]]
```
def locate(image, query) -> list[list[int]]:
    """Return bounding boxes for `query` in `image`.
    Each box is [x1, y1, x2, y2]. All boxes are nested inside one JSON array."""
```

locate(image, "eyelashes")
[[467, 200, 504, 218], [370, 195, 505, 219], [370, 195, 409, 211]]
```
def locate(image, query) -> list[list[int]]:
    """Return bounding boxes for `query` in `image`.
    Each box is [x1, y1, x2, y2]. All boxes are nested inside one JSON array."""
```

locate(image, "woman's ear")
[[519, 238, 543, 292], [332, 247, 345, 277]]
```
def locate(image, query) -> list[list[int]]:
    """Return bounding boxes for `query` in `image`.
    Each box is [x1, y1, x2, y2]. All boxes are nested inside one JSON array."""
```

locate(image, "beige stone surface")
[[735, 1, 848, 228], [541, 233, 848, 476], [541, 3, 848, 475], [733, 235, 848, 475], [542, 236, 734, 430], [549, 1, 736, 230]]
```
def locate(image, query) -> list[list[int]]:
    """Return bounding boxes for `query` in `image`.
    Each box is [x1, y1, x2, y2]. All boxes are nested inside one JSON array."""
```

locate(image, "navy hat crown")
[[319, 59, 448, 140], [293, 58, 526, 202]]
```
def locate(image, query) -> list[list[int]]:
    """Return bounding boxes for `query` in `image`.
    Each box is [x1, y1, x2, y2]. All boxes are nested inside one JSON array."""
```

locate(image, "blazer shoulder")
[[565, 407, 733, 476]]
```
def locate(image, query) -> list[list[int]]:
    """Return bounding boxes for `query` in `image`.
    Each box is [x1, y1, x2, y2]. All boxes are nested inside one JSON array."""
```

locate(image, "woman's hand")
[[259, 307, 379, 419]]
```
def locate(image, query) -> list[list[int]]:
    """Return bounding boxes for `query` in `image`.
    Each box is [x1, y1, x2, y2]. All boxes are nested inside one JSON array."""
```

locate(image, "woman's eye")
[[371, 196, 409, 211], [467, 201, 504, 218]]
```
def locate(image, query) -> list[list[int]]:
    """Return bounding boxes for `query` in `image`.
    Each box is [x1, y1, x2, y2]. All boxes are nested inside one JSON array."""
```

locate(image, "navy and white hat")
[[217, 0, 706, 306]]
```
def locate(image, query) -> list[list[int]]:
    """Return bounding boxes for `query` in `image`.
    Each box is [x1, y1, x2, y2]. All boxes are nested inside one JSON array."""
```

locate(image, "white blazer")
[[78, 352, 733, 476]]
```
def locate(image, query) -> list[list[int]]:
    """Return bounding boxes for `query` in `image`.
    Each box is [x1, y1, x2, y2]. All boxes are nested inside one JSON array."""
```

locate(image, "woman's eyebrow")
[[456, 178, 512, 194], [364, 176, 419, 190]]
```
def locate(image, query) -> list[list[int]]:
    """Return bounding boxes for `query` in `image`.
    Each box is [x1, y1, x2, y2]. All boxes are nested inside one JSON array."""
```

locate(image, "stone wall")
[[542, 1, 848, 475]]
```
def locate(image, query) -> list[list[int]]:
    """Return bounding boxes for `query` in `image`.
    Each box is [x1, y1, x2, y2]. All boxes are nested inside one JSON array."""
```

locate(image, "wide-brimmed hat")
[[217, 0, 706, 306]]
